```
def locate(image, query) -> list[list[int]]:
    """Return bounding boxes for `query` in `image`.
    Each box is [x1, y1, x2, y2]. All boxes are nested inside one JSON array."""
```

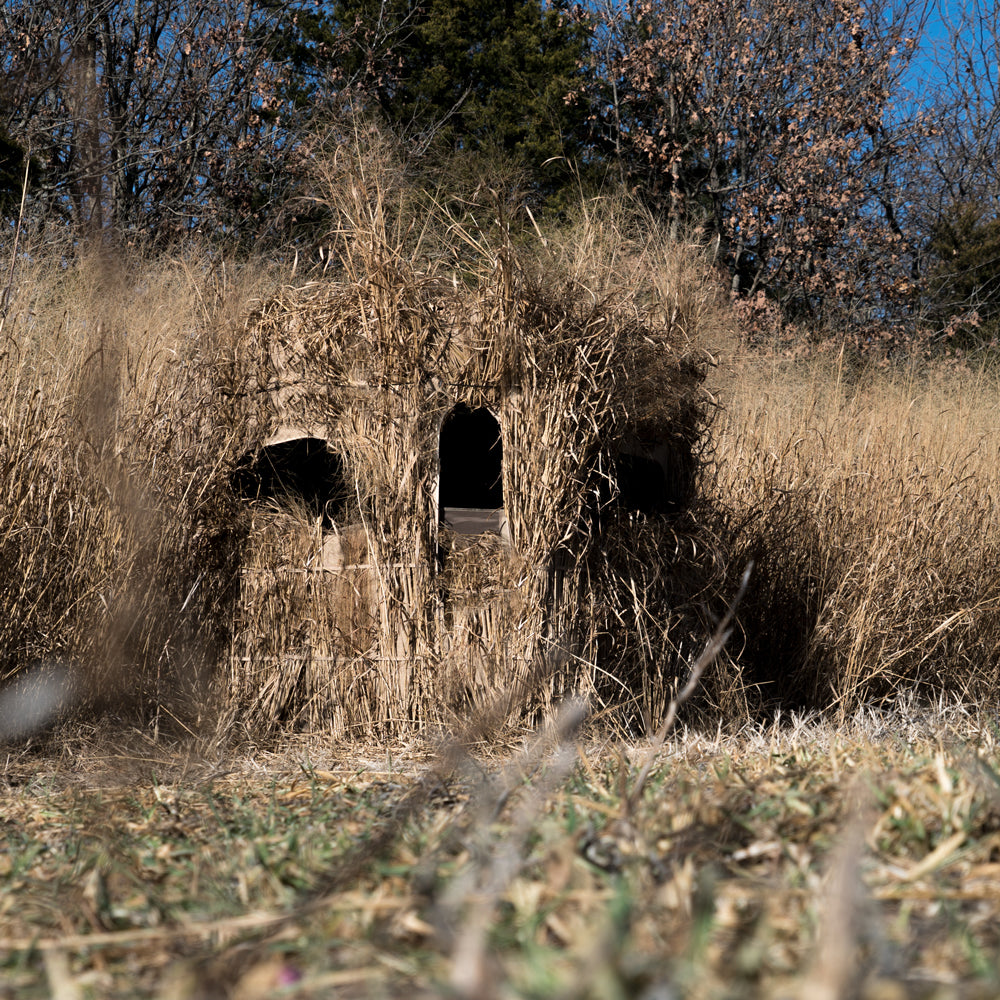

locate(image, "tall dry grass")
[[709, 353, 1000, 718], [0, 237, 276, 737], [5, 127, 1000, 743]]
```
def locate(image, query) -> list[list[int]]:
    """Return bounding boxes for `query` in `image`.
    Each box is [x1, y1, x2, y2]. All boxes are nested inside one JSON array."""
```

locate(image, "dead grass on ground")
[[4, 704, 1000, 999]]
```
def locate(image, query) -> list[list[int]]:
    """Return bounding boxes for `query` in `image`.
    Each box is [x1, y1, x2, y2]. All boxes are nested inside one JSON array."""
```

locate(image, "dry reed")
[[710, 353, 1000, 717]]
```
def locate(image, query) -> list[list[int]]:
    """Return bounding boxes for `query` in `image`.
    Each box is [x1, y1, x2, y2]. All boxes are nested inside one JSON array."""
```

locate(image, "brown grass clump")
[[710, 353, 1000, 717]]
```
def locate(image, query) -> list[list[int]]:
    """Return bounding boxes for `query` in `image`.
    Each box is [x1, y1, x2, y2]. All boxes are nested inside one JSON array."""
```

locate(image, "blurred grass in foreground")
[[3, 707, 1000, 999]]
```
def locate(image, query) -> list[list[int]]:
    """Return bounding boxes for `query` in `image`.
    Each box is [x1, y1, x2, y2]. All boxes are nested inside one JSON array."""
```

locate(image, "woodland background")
[[2, 0, 1000, 356]]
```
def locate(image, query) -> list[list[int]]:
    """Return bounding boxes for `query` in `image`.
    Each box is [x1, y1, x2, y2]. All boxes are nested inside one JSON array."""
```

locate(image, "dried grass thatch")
[[220, 187, 727, 738]]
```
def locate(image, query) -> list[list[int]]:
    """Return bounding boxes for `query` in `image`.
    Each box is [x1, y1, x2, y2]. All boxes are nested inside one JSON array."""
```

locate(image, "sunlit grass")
[[4, 712, 1000, 998], [5, 144, 1000, 998], [706, 353, 1000, 718]]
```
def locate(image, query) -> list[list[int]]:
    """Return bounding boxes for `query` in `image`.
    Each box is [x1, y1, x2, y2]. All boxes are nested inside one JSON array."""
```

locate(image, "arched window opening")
[[438, 404, 504, 535], [232, 436, 349, 528]]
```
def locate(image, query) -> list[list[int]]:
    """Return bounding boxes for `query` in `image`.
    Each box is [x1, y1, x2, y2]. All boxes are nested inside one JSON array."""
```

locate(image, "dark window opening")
[[614, 452, 670, 516], [589, 447, 675, 522], [232, 436, 349, 528], [439, 404, 504, 534]]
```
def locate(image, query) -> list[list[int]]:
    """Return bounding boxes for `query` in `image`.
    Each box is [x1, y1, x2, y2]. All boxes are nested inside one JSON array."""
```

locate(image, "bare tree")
[[575, 0, 928, 341], [882, 0, 1000, 348], [0, 0, 307, 242], [915, 0, 1000, 214]]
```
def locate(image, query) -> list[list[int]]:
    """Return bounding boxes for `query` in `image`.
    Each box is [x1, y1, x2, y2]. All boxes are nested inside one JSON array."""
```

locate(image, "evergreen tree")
[[285, 0, 592, 204], [925, 202, 1000, 352], [1, 127, 27, 219]]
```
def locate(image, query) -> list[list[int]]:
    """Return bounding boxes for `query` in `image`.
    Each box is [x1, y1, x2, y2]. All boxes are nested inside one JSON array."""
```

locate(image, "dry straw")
[[0, 240, 269, 738], [712, 353, 1000, 718], [0, 138, 731, 744], [220, 136, 726, 739], [9, 132, 1000, 743]]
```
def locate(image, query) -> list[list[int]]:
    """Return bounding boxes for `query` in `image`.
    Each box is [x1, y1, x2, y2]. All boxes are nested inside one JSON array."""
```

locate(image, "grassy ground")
[[4, 705, 1000, 999]]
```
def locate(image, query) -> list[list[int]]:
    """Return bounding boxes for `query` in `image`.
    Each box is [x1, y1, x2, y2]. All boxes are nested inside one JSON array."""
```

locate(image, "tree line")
[[2, 0, 998, 350]]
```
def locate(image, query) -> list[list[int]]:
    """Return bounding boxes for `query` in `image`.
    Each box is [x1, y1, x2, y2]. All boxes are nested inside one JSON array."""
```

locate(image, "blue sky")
[[903, 0, 997, 100], [902, 2, 950, 95]]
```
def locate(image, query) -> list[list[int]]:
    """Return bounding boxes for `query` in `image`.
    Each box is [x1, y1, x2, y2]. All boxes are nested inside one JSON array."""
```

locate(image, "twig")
[[0, 910, 291, 952], [0, 145, 31, 323], [625, 561, 752, 814]]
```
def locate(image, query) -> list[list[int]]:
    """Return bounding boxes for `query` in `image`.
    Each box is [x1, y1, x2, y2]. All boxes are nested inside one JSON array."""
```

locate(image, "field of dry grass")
[[707, 353, 1000, 720], [0, 238, 290, 737], [5, 161, 1000, 995]]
